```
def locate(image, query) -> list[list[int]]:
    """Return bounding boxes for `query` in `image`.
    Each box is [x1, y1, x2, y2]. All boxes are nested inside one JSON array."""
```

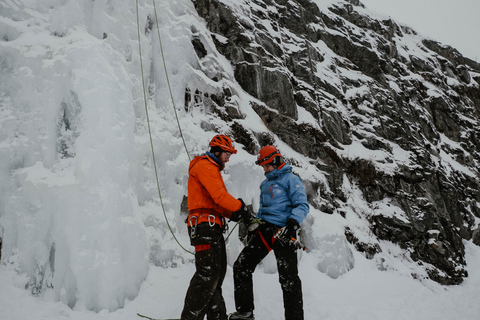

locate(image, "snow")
[[1, 1, 480, 320], [2, 239, 480, 320]]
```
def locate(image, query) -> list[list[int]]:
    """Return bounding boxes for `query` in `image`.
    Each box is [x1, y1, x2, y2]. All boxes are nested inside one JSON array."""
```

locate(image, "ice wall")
[[0, 0, 258, 311], [0, 0, 352, 312], [0, 0, 151, 311]]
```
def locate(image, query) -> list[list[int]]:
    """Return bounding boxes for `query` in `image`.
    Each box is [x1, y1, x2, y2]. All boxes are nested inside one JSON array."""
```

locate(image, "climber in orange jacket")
[[181, 134, 252, 320]]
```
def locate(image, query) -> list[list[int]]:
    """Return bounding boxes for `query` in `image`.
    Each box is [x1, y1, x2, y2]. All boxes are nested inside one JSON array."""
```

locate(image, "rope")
[[152, 0, 191, 162], [135, 0, 194, 255], [136, 0, 241, 254], [224, 220, 239, 242]]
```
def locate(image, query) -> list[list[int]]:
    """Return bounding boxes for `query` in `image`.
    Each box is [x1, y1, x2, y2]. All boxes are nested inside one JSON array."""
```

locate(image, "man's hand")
[[231, 198, 253, 224]]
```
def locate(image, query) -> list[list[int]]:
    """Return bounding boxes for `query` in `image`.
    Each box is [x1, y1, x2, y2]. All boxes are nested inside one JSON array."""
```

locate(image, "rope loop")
[[135, 0, 240, 256], [136, 0, 193, 255]]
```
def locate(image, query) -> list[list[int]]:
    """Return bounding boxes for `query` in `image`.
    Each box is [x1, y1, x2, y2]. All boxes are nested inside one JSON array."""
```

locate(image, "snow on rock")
[[1, 0, 480, 319]]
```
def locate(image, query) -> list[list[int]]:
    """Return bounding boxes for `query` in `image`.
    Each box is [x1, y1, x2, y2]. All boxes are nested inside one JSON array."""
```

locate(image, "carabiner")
[[221, 216, 228, 234], [208, 215, 216, 227], [189, 216, 198, 238]]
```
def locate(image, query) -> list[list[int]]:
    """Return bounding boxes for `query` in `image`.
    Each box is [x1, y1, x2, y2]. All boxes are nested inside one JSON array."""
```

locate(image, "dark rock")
[[188, 0, 480, 285], [192, 37, 207, 59]]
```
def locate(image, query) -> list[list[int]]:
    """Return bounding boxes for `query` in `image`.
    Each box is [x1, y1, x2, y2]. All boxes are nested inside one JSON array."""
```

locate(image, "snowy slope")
[[1, 0, 480, 319], [1, 242, 480, 320]]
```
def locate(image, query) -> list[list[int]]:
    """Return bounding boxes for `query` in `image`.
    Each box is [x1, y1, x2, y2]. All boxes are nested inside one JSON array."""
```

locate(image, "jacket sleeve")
[[196, 162, 242, 215], [287, 174, 309, 225]]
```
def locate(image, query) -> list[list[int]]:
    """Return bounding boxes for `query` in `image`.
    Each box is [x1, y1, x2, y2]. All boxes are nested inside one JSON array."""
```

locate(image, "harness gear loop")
[[188, 210, 223, 228]]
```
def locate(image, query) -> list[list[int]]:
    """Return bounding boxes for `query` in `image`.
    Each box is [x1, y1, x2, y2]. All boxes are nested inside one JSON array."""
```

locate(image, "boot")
[[228, 311, 255, 320]]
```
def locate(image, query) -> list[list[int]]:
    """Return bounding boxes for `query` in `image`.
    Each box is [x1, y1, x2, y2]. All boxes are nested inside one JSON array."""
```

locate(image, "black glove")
[[231, 198, 253, 224], [279, 218, 300, 243]]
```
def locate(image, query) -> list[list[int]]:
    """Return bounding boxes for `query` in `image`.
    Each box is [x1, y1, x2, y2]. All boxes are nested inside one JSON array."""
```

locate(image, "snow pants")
[[233, 223, 304, 320], [181, 223, 228, 320]]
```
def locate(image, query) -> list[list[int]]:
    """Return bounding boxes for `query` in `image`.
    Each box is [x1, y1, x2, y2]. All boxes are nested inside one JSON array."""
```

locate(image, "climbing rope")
[[136, 0, 194, 255], [136, 0, 242, 255], [152, 0, 191, 162]]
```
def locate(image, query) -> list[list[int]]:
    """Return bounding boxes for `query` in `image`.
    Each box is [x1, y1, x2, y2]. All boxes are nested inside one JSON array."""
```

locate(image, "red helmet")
[[256, 145, 282, 166], [209, 134, 237, 154]]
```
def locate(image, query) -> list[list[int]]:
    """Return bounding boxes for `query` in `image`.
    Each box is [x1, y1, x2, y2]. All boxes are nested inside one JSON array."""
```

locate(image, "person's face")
[[218, 151, 232, 163], [261, 163, 275, 173]]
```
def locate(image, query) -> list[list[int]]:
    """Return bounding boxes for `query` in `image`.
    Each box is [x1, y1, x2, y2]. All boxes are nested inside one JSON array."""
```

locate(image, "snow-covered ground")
[[1, 1, 480, 319], [2, 240, 480, 320]]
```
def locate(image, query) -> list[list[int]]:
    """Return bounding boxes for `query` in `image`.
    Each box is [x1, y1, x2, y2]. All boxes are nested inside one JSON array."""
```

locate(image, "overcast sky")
[[360, 0, 480, 62]]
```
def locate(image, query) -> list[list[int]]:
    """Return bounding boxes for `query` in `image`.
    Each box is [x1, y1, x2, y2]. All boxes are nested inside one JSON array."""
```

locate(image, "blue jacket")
[[256, 163, 309, 227]]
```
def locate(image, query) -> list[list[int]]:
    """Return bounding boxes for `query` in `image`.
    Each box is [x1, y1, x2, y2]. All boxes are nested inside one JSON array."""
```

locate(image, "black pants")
[[181, 224, 227, 320], [233, 224, 304, 320]]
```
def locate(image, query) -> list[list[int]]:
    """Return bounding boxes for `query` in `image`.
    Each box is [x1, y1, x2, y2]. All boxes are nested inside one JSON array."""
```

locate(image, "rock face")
[[189, 0, 480, 284]]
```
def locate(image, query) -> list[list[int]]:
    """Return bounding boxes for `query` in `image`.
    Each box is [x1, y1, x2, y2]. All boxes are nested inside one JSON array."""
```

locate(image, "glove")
[[278, 218, 300, 244], [231, 198, 253, 224]]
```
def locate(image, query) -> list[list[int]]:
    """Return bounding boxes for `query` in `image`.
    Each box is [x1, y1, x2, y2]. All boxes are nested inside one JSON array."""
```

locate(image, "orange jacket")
[[188, 154, 242, 224]]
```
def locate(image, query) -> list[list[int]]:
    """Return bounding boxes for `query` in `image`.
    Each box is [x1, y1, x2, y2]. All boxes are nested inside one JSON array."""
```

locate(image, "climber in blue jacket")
[[229, 145, 309, 320]]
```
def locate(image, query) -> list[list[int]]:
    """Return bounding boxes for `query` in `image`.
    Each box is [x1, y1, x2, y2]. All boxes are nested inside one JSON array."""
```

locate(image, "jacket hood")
[[205, 151, 223, 167], [189, 152, 224, 172], [265, 163, 292, 180]]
